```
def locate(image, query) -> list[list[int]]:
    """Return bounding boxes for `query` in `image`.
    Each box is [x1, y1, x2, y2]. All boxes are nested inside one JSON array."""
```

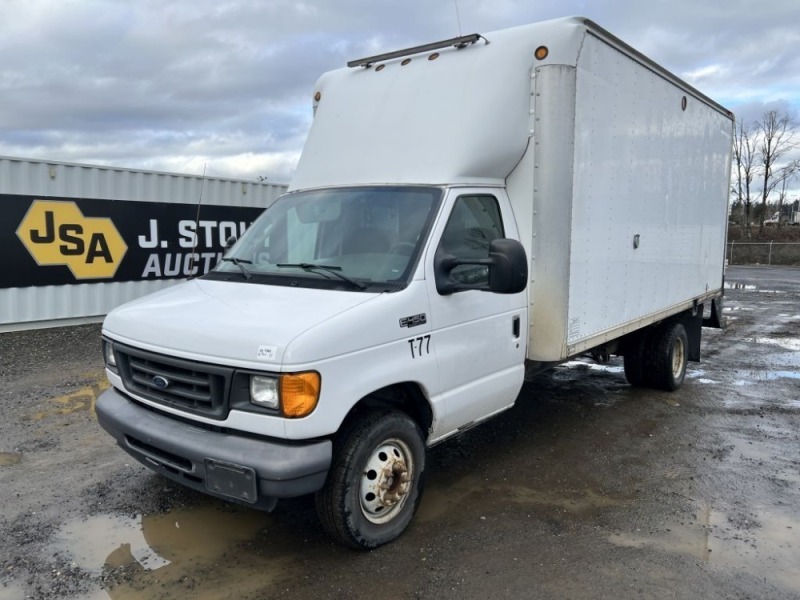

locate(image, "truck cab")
[[98, 183, 528, 547]]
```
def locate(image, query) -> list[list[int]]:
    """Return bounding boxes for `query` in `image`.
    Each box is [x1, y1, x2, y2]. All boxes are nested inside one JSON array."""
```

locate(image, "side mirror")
[[435, 238, 528, 295], [223, 235, 237, 250], [487, 238, 528, 294]]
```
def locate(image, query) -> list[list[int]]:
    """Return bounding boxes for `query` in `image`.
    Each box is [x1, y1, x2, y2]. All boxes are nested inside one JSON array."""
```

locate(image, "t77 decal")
[[407, 335, 431, 359]]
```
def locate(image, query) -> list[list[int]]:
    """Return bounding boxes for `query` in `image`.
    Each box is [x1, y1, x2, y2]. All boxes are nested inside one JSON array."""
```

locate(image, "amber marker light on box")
[[280, 372, 321, 418], [535, 46, 549, 60]]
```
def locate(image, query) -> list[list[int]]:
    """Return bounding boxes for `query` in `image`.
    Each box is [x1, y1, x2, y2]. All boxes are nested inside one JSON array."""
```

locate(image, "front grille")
[[115, 344, 233, 420]]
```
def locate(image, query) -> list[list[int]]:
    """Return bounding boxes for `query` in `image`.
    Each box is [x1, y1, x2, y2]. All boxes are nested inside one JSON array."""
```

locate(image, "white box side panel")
[[565, 36, 731, 346]]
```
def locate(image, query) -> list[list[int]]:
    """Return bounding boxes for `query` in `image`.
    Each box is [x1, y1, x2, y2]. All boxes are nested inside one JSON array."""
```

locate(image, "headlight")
[[103, 340, 117, 368], [250, 376, 279, 409]]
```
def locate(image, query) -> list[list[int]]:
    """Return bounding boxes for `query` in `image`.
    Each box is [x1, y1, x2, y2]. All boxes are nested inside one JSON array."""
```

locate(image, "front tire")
[[315, 410, 426, 549]]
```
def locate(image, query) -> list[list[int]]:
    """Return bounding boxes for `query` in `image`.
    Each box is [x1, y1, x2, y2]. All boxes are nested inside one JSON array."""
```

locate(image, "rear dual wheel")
[[625, 321, 688, 392]]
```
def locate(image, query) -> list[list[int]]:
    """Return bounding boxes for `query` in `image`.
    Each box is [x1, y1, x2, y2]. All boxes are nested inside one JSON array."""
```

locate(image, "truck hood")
[[102, 279, 377, 368]]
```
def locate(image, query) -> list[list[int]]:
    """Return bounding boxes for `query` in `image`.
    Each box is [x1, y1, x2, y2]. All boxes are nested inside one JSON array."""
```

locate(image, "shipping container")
[[1, 156, 287, 330]]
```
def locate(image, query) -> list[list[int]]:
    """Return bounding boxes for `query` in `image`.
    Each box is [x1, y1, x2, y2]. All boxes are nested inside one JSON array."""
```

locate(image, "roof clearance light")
[[376, 64, 385, 72], [535, 46, 549, 60], [314, 91, 321, 102], [401, 58, 411, 66], [348, 33, 484, 68], [428, 52, 439, 61]]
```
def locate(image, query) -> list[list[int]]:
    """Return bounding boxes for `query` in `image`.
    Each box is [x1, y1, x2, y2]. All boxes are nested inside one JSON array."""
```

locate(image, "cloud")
[[0, 0, 798, 183]]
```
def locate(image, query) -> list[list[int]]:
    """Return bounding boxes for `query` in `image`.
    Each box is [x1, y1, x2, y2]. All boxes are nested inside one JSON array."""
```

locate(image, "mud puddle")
[[732, 369, 800, 386], [0, 581, 28, 600], [49, 506, 295, 599], [417, 473, 623, 525], [558, 359, 624, 375], [741, 336, 800, 352], [0, 452, 22, 466], [609, 503, 799, 593], [724, 281, 787, 294], [725, 282, 758, 291], [685, 368, 720, 385]]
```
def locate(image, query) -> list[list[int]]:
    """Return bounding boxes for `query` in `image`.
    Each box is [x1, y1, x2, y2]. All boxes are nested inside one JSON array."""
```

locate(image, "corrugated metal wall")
[[1, 156, 288, 331], [0, 156, 284, 207]]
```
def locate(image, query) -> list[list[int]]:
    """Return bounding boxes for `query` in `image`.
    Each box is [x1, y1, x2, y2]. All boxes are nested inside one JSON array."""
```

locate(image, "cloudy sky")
[[1, 0, 798, 185]]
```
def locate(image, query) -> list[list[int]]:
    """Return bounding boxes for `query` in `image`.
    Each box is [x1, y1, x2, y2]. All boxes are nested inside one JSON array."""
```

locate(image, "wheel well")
[[340, 383, 433, 441], [618, 308, 703, 362]]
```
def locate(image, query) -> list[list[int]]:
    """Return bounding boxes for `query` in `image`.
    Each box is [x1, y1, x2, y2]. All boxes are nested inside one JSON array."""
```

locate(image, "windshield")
[[208, 186, 442, 291]]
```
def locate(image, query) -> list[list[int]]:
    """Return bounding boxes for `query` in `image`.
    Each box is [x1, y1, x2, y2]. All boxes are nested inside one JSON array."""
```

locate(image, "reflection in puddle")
[[54, 514, 169, 574], [733, 370, 800, 386], [686, 369, 719, 385], [724, 282, 786, 294], [558, 360, 624, 375], [742, 337, 800, 352], [725, 282, 757, 290], [52, 507, 278, 599], [609, 504, 800, 593], [0, 581, 27, 600]]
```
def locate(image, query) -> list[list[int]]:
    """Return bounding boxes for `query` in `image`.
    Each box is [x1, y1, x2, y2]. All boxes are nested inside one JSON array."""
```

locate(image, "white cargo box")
[[293, 17, 733, 362]]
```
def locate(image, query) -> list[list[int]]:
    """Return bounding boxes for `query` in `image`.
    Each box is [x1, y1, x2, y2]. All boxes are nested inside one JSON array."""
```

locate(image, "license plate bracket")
[[204, 460, 257, 504]]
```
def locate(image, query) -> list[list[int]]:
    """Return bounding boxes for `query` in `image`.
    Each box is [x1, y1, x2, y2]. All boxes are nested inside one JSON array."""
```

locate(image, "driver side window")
[[438, 195, 504, 285]]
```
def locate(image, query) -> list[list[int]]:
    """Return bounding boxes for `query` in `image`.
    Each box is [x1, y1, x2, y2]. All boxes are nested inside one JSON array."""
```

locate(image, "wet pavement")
[[0, 265, 798, 599]]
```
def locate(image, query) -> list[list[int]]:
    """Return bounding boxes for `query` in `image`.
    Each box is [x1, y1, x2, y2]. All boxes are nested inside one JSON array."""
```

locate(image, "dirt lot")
[[1, 265, 799, 600]]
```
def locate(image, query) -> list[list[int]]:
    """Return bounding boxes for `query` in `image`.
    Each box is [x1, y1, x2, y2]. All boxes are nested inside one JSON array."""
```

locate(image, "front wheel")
[[315, 410, 426, 549]]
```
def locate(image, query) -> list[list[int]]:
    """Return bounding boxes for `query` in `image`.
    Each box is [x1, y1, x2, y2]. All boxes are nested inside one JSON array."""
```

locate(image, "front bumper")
[[96, 387, 331, 511]]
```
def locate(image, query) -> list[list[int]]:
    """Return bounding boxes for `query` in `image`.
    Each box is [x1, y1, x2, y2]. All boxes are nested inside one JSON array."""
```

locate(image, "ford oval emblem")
[[152, 375, 170, 389]]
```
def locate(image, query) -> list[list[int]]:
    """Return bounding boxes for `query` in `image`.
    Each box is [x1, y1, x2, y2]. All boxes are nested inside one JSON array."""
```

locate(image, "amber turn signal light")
[[280, 372, 321, 418]]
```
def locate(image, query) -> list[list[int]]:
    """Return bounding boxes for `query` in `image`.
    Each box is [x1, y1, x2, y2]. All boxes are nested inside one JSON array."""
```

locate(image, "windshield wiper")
[[221, 257, 253, 280], [276, 263, 367, 291]]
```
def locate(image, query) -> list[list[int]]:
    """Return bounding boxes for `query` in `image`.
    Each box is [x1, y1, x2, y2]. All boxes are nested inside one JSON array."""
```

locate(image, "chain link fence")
[[727, 242, 800, 266]]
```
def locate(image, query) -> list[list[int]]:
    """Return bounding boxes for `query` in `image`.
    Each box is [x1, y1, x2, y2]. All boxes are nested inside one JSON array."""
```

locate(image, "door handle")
[[512, 316, 520, 339]]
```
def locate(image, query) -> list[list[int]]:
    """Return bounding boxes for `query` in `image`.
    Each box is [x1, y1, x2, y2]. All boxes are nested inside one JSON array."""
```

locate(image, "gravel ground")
[[1, 265, 799, 600]]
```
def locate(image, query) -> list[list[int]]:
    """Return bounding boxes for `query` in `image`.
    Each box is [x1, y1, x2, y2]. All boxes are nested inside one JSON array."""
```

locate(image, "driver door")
[[425, 188, 528, 441]]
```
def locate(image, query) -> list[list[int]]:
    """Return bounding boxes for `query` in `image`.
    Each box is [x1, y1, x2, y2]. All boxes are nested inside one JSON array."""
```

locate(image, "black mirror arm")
[[434, 254, 493, 295]]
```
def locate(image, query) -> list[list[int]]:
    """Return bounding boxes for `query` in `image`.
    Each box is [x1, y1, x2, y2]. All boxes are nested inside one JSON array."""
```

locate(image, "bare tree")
[[756, 110, 797, 235], [731, 119, 757, 237], [774, 160, 800, 230]]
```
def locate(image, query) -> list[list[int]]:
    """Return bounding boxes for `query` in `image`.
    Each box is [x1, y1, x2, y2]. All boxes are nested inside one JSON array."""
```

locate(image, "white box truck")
[[96, 17, 733, 548]]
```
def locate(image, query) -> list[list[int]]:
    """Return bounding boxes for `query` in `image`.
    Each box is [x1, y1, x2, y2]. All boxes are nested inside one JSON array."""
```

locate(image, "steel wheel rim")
[[359, 438, 414, 524], [672, 336, 686, 380]]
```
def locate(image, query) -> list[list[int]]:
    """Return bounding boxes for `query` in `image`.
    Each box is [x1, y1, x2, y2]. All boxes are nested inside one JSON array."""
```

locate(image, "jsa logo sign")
[[16, 200, 128, 279]]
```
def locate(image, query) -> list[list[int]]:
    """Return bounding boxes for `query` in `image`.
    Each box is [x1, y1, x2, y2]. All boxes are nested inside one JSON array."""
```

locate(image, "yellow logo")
[[16, 200, 128, 279]]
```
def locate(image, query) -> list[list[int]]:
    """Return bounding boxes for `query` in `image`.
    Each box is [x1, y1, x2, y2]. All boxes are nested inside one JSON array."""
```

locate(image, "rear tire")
[[643, 321, 688, 391], [315, 410, 426, 549]]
